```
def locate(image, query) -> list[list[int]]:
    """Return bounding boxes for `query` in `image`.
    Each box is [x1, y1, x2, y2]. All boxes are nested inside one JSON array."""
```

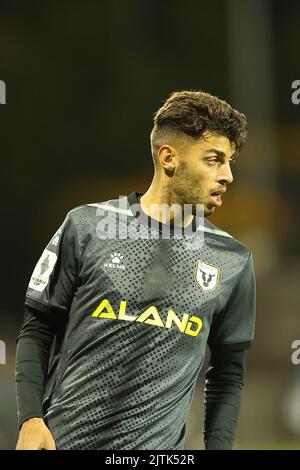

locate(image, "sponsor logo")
[[91, 298, 203, 337], [195, 260, 220, 292]]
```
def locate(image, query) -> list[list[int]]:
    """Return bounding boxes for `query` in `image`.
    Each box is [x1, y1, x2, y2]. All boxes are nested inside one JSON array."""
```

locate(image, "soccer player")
[[15, 90, 256, 450]]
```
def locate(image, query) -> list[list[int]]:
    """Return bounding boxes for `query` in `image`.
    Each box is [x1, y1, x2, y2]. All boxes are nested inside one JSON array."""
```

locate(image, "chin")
[[204, 206, 215, 218]]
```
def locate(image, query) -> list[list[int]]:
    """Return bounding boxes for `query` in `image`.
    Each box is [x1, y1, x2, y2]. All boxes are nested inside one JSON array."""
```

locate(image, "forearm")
[[16, 336, 52, 427], [203, 348, 246, 450], [15, 306, 57, 428], [204, 381, 243, 449]]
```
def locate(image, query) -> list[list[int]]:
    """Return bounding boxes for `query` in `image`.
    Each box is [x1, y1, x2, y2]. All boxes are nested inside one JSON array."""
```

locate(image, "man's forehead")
[[194, 132, 236, 155]]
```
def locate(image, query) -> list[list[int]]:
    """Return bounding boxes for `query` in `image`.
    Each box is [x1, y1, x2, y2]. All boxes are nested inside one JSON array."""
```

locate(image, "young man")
[[15, 90, 256, 450]]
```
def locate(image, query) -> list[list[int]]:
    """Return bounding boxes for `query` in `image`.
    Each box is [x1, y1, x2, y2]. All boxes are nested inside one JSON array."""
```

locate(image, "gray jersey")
[[25, 192, 256, 450]]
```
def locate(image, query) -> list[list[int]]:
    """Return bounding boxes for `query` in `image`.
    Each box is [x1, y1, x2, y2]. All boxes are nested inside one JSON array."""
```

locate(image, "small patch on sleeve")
[[28, 249, 58, 292]]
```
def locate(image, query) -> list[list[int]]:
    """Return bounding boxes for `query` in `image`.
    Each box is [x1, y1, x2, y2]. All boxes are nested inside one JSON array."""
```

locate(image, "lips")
[[210, 193, 223, 207], [209, 188, 226, 207]]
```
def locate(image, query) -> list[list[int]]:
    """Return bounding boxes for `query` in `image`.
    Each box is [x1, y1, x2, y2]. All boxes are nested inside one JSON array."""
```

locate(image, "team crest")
[[195, 260, 220, 292]]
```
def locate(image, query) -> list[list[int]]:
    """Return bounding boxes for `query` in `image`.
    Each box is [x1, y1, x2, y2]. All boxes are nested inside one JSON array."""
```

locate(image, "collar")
[[127, 191, 200, 235]]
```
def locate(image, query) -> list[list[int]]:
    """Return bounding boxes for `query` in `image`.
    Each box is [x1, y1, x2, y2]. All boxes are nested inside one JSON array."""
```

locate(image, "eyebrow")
[[205, 148, 236, 160], [205, 149, 226, 157]]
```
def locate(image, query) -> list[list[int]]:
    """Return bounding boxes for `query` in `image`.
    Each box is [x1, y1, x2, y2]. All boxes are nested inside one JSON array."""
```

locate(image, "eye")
[[206, 158, 220, 166]]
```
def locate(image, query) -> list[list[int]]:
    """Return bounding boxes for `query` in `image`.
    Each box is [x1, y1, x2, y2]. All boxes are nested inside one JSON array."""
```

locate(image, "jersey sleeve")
[[24, 212, 79, 316], [208, 253, 256, 351]]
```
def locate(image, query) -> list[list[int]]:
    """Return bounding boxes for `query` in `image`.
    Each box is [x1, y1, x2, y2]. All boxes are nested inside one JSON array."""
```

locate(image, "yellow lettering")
[[165, 310, 189, 333], [91, 299, 117, 319], [185, 316, 203, 337], [136, 306, 164, 327], [118, 300, 137, 321], [91, 299, 203, 338]]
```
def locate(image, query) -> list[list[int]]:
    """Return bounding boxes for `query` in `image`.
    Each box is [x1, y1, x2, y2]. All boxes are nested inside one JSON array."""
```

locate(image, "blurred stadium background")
[[0, 0, 300, 450]]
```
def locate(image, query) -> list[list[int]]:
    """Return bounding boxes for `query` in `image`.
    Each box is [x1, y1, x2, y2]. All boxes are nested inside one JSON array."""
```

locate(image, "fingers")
[[16, 436, 42, 450], [42, 434, 56, 450], [15, 428, 56, 450]]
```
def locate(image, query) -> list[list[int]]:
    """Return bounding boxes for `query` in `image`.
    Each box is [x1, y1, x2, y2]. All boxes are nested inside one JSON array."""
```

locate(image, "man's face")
[[170, 132, 236, 217]]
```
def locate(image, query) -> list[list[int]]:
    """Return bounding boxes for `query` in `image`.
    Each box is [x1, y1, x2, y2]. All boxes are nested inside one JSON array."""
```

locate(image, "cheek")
[[180, 161, 215, 193], [193, 167, 214, 186]]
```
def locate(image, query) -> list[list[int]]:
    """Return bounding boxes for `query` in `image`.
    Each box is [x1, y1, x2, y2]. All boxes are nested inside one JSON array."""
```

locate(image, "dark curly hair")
[[150, 90, 247, 162]]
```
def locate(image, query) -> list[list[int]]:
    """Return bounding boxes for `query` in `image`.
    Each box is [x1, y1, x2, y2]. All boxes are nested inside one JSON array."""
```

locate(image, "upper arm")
[[24, 212, 80, 317], [207, 253, 256, 352]]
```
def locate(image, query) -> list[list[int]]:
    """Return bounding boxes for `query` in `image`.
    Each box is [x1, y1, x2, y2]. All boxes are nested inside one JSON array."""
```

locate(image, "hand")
[[16, 417, 56, 450]]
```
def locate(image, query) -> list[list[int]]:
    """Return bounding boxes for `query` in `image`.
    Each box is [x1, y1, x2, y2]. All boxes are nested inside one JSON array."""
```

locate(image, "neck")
[[139, 176, 194, 228]]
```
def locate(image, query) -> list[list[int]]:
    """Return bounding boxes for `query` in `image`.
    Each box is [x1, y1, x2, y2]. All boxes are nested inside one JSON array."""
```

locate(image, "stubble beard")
[[167, 166, 213, 218]]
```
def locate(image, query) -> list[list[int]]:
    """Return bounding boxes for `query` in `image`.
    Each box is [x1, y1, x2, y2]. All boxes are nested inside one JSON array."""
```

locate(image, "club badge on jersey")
[[195, 260, 220, 292]]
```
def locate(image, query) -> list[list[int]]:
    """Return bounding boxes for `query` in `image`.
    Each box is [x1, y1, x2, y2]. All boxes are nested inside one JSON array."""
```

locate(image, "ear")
[[158, 145, 178, 172]]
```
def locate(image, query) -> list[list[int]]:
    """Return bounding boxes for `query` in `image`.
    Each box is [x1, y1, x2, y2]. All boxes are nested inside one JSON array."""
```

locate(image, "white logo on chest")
[[104, 252, 126, 270]]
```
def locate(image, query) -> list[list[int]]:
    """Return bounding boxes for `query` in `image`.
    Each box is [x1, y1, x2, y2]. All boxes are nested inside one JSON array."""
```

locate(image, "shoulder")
[[62, 195, 132, 235], [201, 218, 253, 266], [67, 195, 131, 219]]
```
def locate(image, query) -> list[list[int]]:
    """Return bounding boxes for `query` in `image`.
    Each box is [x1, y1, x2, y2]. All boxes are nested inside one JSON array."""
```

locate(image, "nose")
[[217, 162, 233, 185]]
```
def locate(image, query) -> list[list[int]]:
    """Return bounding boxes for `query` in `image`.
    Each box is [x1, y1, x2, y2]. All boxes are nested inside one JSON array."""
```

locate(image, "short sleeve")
[[208, 253, 256, 351], [24, 213, 79, 316]]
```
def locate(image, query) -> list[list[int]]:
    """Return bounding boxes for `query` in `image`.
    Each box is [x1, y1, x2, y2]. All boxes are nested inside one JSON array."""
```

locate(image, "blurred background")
[[0, 0, 300, 450]]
